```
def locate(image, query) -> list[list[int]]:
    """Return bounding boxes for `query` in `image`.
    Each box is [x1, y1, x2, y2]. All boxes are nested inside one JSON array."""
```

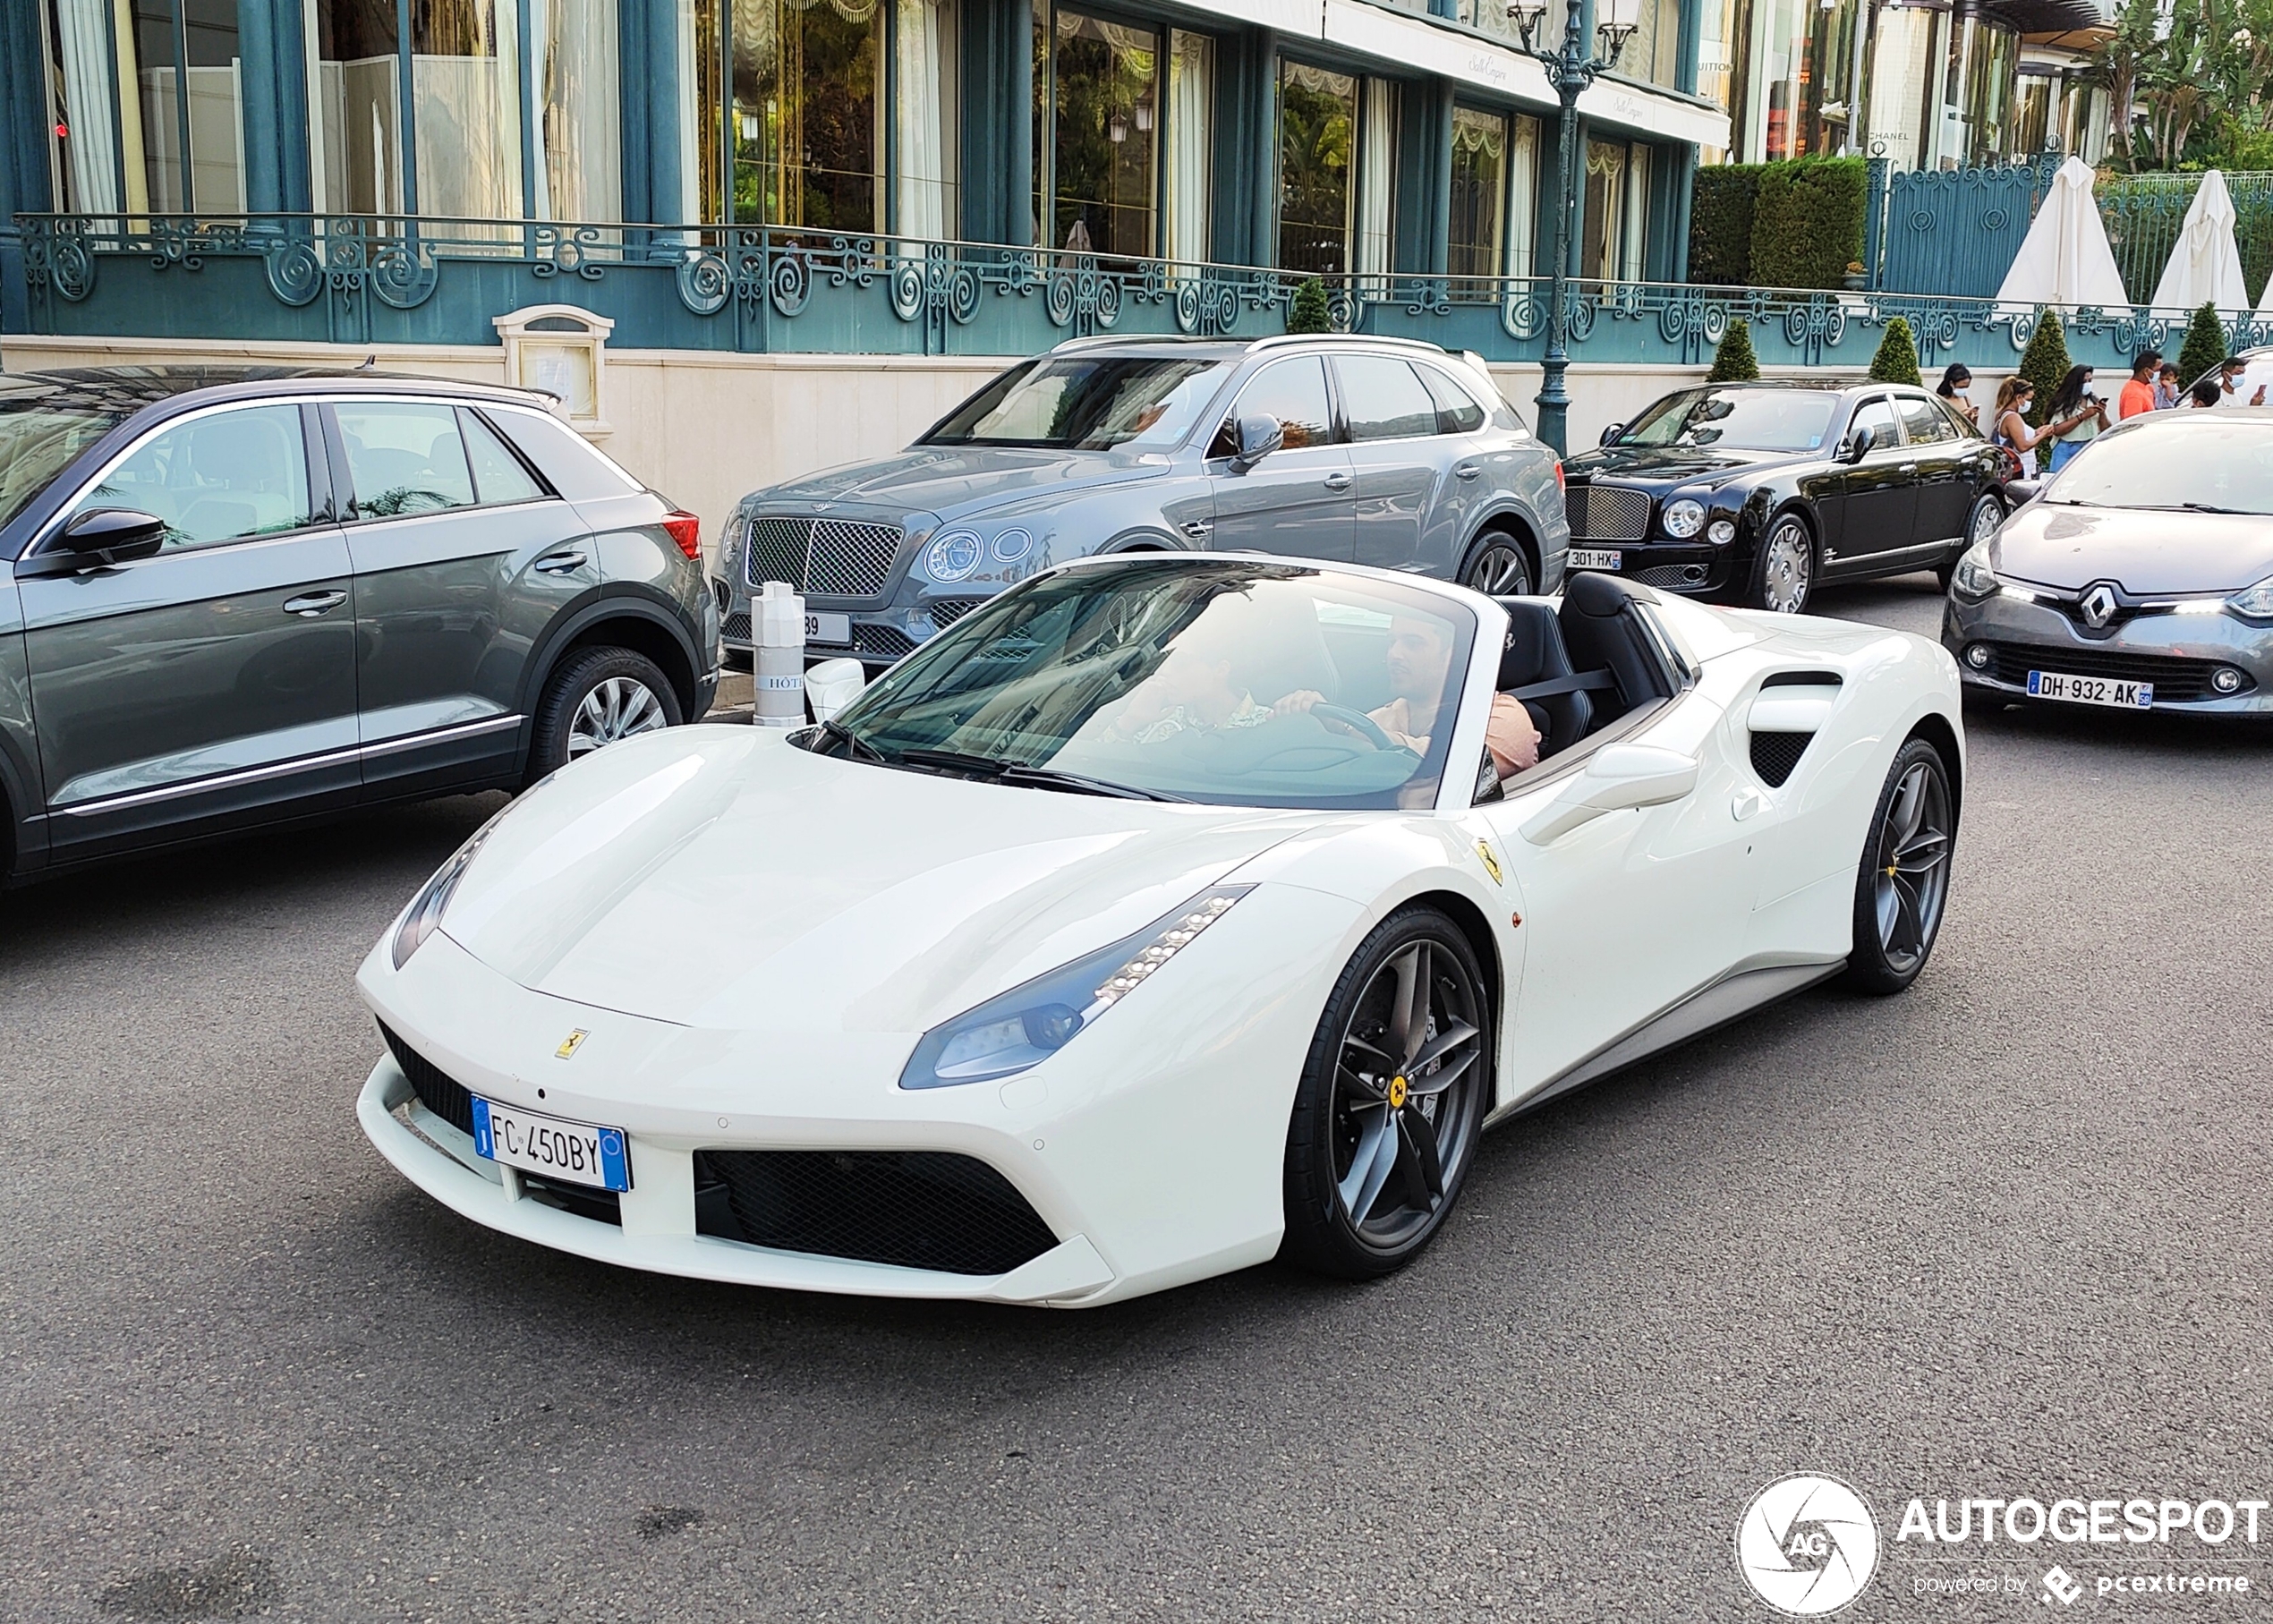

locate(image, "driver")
[[1276, 615, 1539, 781]]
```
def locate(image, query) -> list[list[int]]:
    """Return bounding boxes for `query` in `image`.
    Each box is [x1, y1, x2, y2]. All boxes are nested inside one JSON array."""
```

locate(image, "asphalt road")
[[4, 575, 2270, 1623]]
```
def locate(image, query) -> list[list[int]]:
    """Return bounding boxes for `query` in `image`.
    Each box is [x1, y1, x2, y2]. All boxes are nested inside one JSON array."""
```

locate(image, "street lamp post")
[[1505, 0, 1639, 456]]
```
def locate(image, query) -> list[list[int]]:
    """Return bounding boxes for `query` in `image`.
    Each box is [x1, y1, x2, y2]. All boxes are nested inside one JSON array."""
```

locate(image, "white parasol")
[[1995, 156, 2133, 315], [2150, 170, 2252, 317]]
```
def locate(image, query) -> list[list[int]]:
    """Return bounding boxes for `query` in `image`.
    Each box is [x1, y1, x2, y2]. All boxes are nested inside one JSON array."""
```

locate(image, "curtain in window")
[[1507, 114, 1538, 279], [49, 0, 122, 213], [532, 0, 621, 220], [1356, 77, 1394, 290], [1164, 30, 1212, 271], [894, 0, 955, 241], [1621, 143, 1649, 282], [413, 0, 524, 219]]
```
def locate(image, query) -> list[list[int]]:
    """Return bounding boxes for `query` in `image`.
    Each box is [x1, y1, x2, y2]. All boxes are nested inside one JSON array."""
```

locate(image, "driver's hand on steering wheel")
[[1272, 689, 1325, 714]]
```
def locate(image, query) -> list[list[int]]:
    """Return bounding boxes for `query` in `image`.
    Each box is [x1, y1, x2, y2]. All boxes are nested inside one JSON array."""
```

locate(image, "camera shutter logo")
[[1734, 1474, 1880, 1615]]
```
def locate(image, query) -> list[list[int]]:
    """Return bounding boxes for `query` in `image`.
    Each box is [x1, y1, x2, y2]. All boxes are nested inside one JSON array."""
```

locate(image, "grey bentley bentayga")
[[0, 367, 718, 883], [713, 336, 1570, 670]]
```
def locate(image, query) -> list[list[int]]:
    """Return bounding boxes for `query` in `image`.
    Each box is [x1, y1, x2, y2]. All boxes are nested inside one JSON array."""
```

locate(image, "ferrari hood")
[[754, 446, 1163, 523], [1992, 501, 2273, 595], [434, 728, 1318, 1033]]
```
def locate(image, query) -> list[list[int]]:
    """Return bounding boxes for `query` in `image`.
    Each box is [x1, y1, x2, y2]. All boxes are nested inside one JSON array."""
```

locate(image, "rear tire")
[[1282, 907, 1493, 1280], [1840, 737, 1955, 995], [525, 646, 683, 786]]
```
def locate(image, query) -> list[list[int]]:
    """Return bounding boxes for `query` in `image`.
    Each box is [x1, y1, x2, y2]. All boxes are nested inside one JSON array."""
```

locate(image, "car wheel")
[[1939, 492, 2004, 588], [526, 646, 683, 785], [1841, 737, 1955, 995], [1746, 514, 1815, 613], [1460, 533, 1535, 597], [1281, 906, 1493, 1279]]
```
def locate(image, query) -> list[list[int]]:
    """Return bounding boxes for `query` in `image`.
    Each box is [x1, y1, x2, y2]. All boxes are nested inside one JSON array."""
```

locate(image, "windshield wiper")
[[2124, 502, 2255, 515], [816, 717, 887, 761], [894, 746, 1189, 803]]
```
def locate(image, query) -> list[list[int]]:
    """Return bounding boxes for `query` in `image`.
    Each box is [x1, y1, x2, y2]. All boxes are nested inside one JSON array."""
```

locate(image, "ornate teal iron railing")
[[15, 213, 2273, 374], [2097, 172, 2273, 308]]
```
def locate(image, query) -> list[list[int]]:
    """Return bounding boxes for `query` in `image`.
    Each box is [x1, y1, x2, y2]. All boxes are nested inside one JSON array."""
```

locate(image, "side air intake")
[[1747, 672, 1840, 788]]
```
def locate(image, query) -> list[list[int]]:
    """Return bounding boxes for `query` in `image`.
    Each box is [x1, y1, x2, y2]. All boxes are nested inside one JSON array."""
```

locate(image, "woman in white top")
[[2044, 366, 2109, 473]]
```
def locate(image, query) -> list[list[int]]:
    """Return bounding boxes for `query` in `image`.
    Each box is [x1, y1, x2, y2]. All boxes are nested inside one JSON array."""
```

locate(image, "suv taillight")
[[661, 510, 701, 561], [1551, 459, 1565, 491]]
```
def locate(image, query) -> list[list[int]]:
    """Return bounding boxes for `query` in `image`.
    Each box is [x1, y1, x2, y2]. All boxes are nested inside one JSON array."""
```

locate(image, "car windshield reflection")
[[808, 560, 1476, 810], [2047, 417, 2273, 515], [1617, 388, 1840, 454]]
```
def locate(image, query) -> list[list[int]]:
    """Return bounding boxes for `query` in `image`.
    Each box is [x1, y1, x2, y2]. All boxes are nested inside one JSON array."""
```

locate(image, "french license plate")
[[1569, 548, 1622, 571], [805, 611, 851, 645], [472, 1096, 632, 1192], [2027, 669, 2153, 709]]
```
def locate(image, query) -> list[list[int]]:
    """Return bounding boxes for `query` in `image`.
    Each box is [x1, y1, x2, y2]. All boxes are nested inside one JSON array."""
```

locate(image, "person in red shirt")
[[2117, 350, 2162, 419]]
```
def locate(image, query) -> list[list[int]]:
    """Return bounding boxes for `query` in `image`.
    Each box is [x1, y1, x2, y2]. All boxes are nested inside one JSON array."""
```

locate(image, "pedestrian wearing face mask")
[[1936, 364, 1978, 429], [2045, 366, 2108, 473], [2117, 351, 2161, 420]]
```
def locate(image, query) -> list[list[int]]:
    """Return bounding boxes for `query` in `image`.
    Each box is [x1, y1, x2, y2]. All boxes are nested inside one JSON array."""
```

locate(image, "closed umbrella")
[[2150, 170, 2251, 317], [1996, 156, 2133, 314]]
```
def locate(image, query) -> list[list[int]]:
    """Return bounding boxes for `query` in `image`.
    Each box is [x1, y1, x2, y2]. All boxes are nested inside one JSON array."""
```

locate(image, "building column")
[[619, 0, 689, 226], [1212, 27, 1275, 267], [238, 0, 313, 214], [1675, 0, 1703, 96], [0, 0, 51, 330], [961, 0, 1034, 246]]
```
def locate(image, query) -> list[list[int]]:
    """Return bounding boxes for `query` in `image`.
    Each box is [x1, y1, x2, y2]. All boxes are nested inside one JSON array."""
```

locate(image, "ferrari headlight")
[[899, 886, 1252, 1089], [925, 530, 983, 582], [1662, 498, 1706, 539], [1950, 541, 1999, 600], [2226, 575, 2273, 621], [391, 816, 505, 969]]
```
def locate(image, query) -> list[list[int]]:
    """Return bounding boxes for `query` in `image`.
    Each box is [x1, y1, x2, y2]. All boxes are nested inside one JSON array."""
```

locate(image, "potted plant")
[[1842, 259, 1868, 292]]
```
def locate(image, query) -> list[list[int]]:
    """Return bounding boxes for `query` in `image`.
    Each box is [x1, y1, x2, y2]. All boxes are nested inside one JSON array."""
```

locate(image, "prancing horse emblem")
[[556, 1029, 589, 1060], [2080, 583, 2120, 629]]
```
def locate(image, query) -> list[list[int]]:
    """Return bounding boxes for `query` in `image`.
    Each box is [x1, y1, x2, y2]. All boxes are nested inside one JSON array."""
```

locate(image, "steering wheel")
[[1307, 702, 1415, 754]]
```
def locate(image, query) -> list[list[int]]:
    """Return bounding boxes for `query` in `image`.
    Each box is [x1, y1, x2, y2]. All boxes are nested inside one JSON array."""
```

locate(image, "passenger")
[[1102, 638, 1270, 744], [1276, 615, 1539, 781]]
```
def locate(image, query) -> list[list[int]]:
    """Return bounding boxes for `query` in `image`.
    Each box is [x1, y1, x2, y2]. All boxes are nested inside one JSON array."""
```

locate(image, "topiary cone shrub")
[[2177, 301, 2228, 389], [1868, 317, 1923, 387], [2015, 308, 2072, 470], [1287, 278, 1332, 335], [1706, 318, 1761, 382]]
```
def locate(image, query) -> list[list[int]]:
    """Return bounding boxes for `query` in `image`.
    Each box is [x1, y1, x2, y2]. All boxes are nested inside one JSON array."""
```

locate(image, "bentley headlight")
[[899, 886, 1252, 1089], [2226, 574, 2273, 621], [925, 530, 983, 582], [1662, 498, 1706, 539], [1706, 518, 1736, 546], [1950, 541, 1999, 600], [391, 816, 506, 969]]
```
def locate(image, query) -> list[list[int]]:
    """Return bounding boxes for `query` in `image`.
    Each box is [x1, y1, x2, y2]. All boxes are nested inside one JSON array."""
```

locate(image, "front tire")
[[1282, 908, 1493, 1279], [1745, 513, 1816, 613], [1841, 737, 1956, 995], [1937, 492, 2004, 588], [525, 646, 683, 786], [1459, 532, 1535, 597]]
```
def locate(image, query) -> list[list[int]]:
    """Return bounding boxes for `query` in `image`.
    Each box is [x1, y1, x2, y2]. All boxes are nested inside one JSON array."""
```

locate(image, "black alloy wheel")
[[1460, 534, 1535, 598], [1746, 513, 1815, 614], [1937, 493, 2003, 589], [1842, 737, 1956, 994], [1282, 908, 1493, 1278], [526, 646, 684, 786]]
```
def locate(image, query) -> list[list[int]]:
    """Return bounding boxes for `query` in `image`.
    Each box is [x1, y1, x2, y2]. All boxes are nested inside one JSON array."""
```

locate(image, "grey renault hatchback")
[[0, 367, 719, 882], [713, 335, 1569, 670]]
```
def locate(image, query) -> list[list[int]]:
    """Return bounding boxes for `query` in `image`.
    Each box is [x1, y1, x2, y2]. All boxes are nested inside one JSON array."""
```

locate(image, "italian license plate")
[[2027, 669, 2153, 709], [805, 611, 851, 645], [1569, 548, 1622, 571], [471, 1096, 632, 1192]]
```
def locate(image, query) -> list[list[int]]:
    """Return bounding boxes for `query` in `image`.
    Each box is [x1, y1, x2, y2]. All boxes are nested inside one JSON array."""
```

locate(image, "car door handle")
[[282, 590, 347, 618], [1453, 461, 1482, 480], [1322, 472, 1353, 492], [533, 550, 589, 574], [1899, 463, 1919, 476]]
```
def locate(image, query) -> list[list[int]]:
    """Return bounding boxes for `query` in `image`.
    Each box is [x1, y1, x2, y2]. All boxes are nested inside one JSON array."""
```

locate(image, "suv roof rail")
[[1047, 333, 1233, 353], [1245, 333, 1455, 356]]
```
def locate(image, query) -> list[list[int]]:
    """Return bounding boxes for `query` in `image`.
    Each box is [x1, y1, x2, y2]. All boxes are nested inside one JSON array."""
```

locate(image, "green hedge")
[[1690, 164, 1763, 285], [1689, 157, 1869, 290]]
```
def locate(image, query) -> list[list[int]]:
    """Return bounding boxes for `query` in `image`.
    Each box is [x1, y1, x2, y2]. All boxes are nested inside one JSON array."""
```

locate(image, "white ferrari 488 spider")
[[358, 556, 1962, 1306]]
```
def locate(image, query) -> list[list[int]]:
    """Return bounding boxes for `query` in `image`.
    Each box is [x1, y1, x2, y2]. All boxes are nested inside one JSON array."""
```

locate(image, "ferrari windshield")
[[924, 356, 1233, 451], [2045, 417, 2273, 514], [1616, 388, 1840, 453], [816, 560, 1477, 810]]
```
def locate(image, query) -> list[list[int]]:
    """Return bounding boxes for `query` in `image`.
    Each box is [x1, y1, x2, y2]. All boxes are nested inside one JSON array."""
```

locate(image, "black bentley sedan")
[[1561, 380, 2022, 613]]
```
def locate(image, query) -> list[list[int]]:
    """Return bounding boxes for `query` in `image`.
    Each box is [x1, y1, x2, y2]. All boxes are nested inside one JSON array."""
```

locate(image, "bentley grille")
[[694, 1149, 1059, 1276], [742, 515, 906, 599], [1566, 486, 1653, 543]]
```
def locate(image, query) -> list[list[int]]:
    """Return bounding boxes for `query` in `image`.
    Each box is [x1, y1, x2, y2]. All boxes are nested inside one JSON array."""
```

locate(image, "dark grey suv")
[[0, 367, 719, 881], [714, 335, 1569, 670]]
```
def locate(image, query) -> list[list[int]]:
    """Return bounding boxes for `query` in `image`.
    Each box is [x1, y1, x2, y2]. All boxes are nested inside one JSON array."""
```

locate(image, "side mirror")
[[1598, 421, 1625, 446], [1520, 743, 1699, 845], [27, 508, 170, 575], [1839, 427, 1877, 463], [1231, 412, 1283, 469], [2005, 476, 2043, 505]]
